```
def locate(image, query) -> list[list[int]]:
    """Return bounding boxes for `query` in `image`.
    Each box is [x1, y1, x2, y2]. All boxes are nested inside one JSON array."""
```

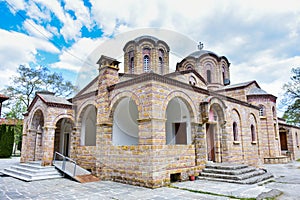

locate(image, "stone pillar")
[[42, 126, 56, 166], [34, 128, 43, 160], [193, 123, 206, 166], [69, 126, 80, 160], [23, 129, 37, 162], [138, 118, 166, 145], [20, 129, 28, 163]]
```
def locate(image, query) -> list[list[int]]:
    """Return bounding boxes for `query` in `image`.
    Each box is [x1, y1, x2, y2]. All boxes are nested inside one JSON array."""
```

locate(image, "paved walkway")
[[1, 157, 300, 199]]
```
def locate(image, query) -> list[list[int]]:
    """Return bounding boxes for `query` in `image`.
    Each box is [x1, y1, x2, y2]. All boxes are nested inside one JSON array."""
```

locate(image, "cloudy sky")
[[1, 0, 300, 113]]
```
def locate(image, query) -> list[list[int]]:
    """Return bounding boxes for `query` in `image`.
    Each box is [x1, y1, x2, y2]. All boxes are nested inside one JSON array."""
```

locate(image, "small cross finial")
[[198, 42, 204, 50]]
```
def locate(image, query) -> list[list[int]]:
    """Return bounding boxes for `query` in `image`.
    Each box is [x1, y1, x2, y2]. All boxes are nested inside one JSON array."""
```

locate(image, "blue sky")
[[1, 0, 300, 114]]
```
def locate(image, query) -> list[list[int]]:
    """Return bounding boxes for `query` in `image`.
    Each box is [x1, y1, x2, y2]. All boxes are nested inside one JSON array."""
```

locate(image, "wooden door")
[[206, 124, 216, 161], [280, 132, 288, 151], [175, 123, 187, 144]]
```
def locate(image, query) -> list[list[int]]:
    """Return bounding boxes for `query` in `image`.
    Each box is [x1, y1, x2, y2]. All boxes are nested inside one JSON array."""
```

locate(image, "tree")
[[282, 67, 300, 125], [4, 65, 77, 109]]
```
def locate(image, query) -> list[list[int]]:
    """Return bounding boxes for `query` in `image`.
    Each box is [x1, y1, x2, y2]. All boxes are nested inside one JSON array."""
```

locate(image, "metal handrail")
[[53, 152, 77, 177]]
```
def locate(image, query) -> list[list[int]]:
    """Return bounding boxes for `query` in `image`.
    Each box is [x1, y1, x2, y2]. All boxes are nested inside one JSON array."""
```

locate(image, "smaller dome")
[[247, 87, 268, 95], [133, 35, 160, 43], [188, 50, 219, 58]]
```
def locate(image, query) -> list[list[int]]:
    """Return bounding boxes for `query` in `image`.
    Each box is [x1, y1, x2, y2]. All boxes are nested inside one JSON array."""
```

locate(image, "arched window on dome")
[[259, 105, 265, 116], [143, 47, 151, 72], [144, 55, 150, 72], [272, 106, 276, 118], [222, 66, 226, 84], [189, 76, 196, 86], [159, 49, 164, 74], [186, 64, 193, 70], [130, 57, 134, 73], [207, 70, 212, 83], [128, 50, 134, 74]]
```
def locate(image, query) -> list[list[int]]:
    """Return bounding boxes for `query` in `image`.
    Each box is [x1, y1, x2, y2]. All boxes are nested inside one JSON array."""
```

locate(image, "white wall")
[[112, 97, 139, 145], [165, 97, 191, 144], [81, 105, 97, 146]]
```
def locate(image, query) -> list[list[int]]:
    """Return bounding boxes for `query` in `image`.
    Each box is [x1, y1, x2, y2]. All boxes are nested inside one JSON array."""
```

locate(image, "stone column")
[[138, 118, 166, 145], [193, 123, 206, 166], [42, 126, 56, 166], [23, 129, 37, 162], [69, 126, 80, 160]]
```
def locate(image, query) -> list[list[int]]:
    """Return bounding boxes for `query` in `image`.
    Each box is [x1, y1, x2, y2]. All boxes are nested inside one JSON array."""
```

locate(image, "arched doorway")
[[206, 103, 225, 162], [54, 118, 74, 157], [279, 128, 288, 151]]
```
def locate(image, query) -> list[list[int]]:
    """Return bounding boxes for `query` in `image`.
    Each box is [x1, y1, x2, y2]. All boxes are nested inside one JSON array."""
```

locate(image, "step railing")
[[53, 152, 77, 177]]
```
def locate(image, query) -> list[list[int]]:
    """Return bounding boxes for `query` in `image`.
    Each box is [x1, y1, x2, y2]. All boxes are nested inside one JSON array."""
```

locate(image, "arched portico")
[[206, 102, 225, 163], [165, 97, 193, 145]]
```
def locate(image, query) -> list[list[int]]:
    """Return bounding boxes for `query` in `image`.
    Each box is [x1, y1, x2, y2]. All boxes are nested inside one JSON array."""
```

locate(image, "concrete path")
[[1, 157, 300, 199]]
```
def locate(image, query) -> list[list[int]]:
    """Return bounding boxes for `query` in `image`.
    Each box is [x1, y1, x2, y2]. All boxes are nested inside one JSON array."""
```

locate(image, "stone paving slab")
[[1, 157, 300, 200]]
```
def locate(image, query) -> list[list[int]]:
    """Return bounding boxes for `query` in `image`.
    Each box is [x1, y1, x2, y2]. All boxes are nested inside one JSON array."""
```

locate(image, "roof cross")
[[198, 42, 204, 50]]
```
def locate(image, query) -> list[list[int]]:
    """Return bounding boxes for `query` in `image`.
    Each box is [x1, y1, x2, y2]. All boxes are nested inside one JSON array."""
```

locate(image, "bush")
[[0, 124, 15, 158]]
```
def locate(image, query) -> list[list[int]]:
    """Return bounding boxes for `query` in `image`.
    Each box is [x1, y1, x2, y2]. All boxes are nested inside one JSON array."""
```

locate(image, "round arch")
[[78, 104, 97, 146], [111, 97, 139, 146], [110, 90, 142, 120], [162, 90, 197, 123], [165, 96, 193, 145]]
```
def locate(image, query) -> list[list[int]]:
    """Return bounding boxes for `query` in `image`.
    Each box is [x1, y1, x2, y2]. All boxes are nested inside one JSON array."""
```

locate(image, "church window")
[[129, 50, 134, 74], [233, 122, 238, 141], [189, 76, 196, 86], [130, 57, 134, 73], [186, 64, 193, 70], [159, 49, 164, 74], [222, 66, 226, 84], [272, 106, 276, 117], [207, 70, 212, 83], [144, 55, 150, 72], [251, 124, 256, 142], [259, 105, 265, 116]]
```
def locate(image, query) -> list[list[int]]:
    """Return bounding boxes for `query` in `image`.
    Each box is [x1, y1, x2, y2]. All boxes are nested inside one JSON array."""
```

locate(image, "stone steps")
[[199, 163, 273, 184], [1, 162, 63, 181]]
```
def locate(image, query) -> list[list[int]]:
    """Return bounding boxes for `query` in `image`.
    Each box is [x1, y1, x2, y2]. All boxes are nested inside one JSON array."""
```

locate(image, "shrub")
[[0, 124, 15, 158]]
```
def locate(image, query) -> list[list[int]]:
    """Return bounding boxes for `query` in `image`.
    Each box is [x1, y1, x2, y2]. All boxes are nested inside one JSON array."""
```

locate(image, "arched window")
[[143, 55, 150, 72], [251, 124, 256, 142], [130, 57, 134, 73], [272, 106, 276, 117], [186, 64, 193, 70], [128, 50, 134, 74], [159, 57, 163, 74], [233, 122, 238, 141], [207, 70, 212, 83], [259, 105, 265, 116], [189, 76, 196, 86], [222, 66, 226, 84], [159, 49, 164, 74]]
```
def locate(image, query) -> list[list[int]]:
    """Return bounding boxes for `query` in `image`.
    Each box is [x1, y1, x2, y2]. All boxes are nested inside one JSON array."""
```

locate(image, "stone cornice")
[[107, 72, 258, 109]]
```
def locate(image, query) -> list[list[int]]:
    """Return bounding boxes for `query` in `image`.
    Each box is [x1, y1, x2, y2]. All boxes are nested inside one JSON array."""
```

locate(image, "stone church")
[[21, 35, 300, 188]]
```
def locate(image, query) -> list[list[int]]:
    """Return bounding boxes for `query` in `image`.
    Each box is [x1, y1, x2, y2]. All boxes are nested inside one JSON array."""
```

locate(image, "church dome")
[[247, 87, 268, 95], [188, 50, 219, 58], [133, 35, 160, 43]]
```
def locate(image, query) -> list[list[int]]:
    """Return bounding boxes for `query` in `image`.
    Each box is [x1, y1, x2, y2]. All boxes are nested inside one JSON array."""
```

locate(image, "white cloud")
[[23, 19, 54, 39], [0, 29, 59, 90]]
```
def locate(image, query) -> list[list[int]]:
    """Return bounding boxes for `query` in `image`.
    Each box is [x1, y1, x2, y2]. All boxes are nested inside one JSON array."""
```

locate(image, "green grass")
[[296, 158, 300, 162]]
